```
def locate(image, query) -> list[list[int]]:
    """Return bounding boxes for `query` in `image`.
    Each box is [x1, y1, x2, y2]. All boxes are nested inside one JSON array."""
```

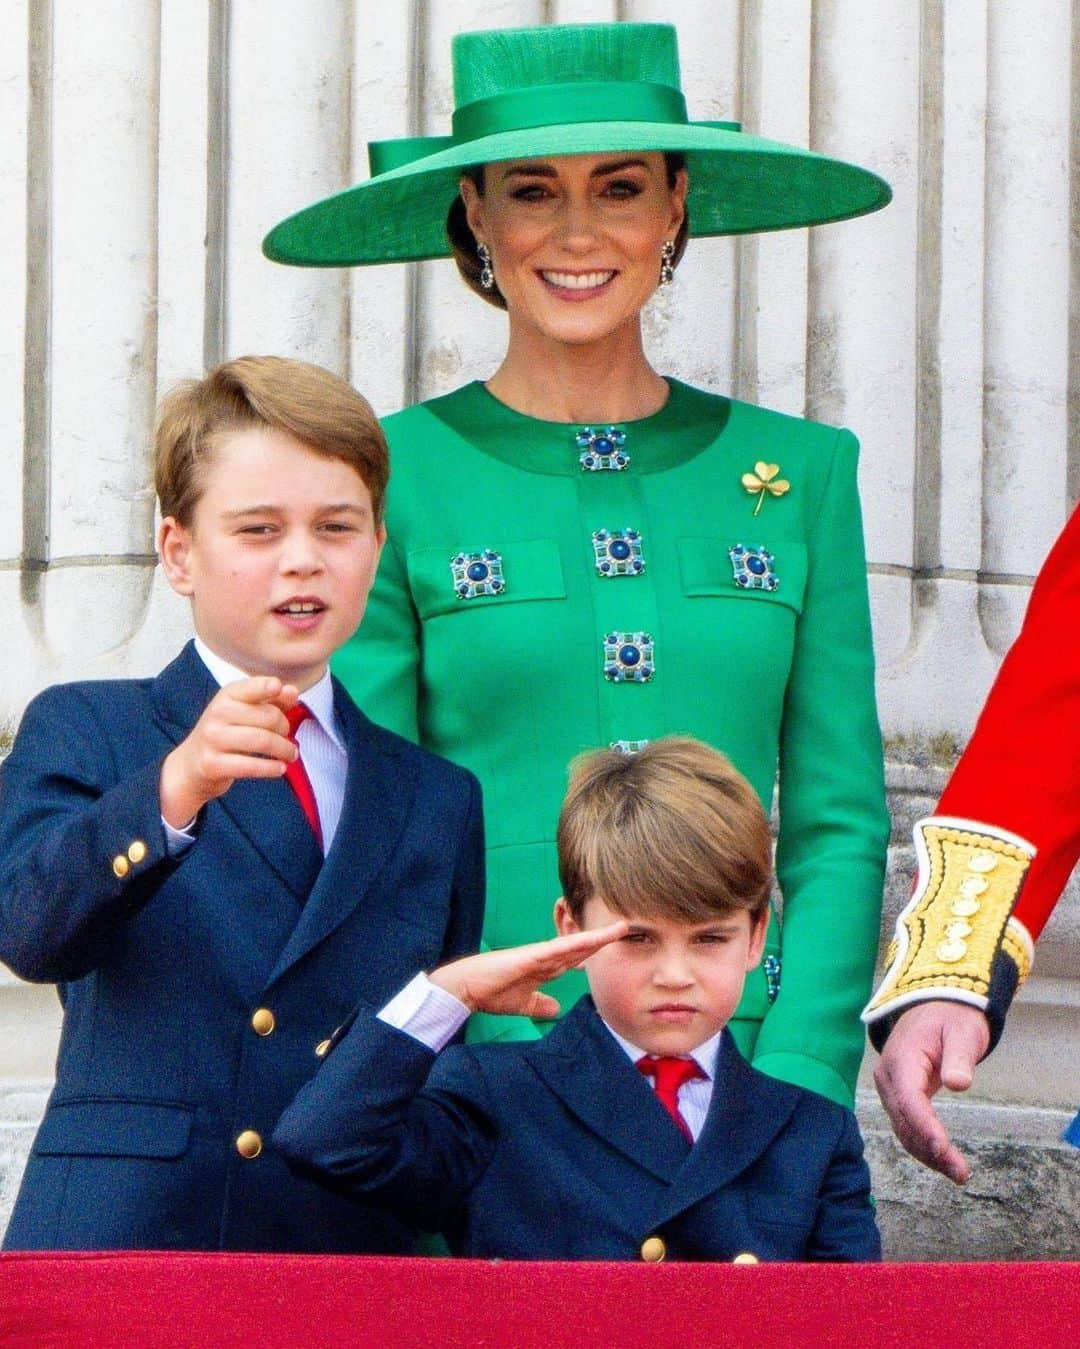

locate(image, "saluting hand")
[[429, 923, 629, 1020], [159, 676, 301, 829]]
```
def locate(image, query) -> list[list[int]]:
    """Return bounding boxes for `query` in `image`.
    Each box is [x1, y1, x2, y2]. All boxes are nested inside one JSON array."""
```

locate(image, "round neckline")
[[476, 379, 677, 431], [422, 378, 732, 476]]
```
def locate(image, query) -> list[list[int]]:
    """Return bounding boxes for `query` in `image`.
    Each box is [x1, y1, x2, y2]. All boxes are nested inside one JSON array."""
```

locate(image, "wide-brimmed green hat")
[[263, 22, 891, 268]]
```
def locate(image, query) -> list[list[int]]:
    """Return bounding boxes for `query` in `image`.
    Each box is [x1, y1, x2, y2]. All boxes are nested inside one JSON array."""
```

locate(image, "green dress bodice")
[[334, 379, 888, 1105]]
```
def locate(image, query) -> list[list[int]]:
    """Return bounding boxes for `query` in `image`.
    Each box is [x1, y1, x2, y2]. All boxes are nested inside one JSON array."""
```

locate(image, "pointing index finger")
[[226, 676, 286, 704]]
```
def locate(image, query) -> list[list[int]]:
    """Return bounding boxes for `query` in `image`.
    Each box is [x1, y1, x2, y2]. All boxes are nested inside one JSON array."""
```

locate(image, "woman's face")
[[461, 151, 686, 349]]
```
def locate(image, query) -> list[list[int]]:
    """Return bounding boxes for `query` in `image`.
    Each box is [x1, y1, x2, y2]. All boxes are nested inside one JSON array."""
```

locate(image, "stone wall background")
[[1, 1, 1076, 1257]]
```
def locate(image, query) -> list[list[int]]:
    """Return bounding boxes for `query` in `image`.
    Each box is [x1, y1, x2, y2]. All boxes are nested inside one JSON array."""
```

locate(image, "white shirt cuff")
[[377, 972, 470, 1052], [161, 815, 198, 856]]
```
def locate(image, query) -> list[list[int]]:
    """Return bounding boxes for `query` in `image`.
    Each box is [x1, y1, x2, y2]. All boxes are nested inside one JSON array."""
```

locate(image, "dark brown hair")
[[446, 153, 691, 308], [557, 736, 772, 925], [154, 355, 389, 526]]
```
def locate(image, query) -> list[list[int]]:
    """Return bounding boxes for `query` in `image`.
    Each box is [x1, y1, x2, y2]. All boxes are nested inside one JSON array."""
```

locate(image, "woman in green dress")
[[264, 21, 892, 1107]]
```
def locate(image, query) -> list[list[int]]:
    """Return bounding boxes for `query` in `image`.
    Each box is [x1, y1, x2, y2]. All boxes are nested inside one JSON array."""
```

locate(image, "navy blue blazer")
[[274, 996, 881, 1262], [0, 641, 484, 1252]]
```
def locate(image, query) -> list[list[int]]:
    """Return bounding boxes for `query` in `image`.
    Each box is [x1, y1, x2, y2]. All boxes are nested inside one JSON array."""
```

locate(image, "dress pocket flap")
[[34, 1099, 195, 1159], [678, 538, 808, 614], [408, 539, 566, 620]]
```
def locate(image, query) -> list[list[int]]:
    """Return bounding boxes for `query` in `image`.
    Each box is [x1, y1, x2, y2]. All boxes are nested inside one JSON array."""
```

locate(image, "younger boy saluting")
[[275, 738, 880, 1262], [0, 356, 484, 1252]]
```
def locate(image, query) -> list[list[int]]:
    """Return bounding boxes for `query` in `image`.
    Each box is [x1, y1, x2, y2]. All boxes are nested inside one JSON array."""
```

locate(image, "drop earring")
[[477, 241, 494, 291], [659, 239, 675, 287]]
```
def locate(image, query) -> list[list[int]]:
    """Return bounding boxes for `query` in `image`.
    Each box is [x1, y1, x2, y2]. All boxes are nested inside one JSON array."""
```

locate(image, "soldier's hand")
[[873, 1000, 990, 1185]]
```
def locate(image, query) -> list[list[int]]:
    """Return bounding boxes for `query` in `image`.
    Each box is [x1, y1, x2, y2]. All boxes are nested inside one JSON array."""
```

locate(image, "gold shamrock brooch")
[[741, 462, 790, 516]]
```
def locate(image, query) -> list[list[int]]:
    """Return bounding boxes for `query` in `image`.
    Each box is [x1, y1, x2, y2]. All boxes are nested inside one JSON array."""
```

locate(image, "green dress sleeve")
[[751, 429, 889, 1105]]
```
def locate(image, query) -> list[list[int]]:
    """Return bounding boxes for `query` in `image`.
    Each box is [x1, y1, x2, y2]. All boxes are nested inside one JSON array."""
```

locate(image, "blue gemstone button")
[[603, 631, 655, 683], [592, 528, 646, 578], [763, 954, 781, 1003], [729, 543, 779, 592], [577, 425, 629, 472], [451, 549, 506, 599]]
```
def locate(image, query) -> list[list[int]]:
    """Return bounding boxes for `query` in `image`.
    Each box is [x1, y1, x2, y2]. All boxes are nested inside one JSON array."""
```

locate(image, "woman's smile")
[[539, 268, 617, 294]]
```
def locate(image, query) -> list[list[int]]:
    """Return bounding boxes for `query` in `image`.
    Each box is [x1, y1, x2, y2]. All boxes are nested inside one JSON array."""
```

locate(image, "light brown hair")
[[557, 737, 772, 924], [446, 154, 691, 309], [154, 355, 389, 527]]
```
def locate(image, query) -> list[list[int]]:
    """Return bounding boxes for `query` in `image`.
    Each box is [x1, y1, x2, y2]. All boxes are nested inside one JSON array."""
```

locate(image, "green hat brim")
[[263, 121, 891, 268]]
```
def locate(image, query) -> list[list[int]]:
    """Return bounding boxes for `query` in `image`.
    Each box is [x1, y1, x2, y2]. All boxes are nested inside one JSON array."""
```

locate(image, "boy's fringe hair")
[[154, 355, 389, 526], [557, 736, 772, 923]]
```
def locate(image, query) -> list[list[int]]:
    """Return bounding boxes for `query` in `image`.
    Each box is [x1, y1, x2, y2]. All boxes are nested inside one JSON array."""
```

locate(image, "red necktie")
[[284, 703, 323, 850], [637, 1055, 705, 1143]]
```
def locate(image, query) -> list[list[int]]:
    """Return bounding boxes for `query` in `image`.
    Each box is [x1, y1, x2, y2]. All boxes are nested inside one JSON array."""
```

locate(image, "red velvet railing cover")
[[1, 1252, 1075, 1348]]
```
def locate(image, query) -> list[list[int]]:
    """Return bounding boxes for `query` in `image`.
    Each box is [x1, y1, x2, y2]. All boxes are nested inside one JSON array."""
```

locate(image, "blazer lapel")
[[265, 684, 417, 984], [654, 1031, 801, 1223], [150, 641, 218, 741], [217, 777, 324, 903], [151, 641, 323, 903], [525, 999, 692, 1184]]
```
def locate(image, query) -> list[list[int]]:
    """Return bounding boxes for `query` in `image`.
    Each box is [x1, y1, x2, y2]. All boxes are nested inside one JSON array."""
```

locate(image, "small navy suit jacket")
[[274, 996, 881, 1262], [0, 641, 484, 1252]]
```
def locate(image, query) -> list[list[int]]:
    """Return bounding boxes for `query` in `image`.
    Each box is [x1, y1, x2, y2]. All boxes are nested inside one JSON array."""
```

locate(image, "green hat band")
[[452, 81, 688, 143]]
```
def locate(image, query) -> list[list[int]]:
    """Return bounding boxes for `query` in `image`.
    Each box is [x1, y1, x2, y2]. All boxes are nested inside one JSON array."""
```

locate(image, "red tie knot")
[[637, 1055, 705, 1095], [286, 702, 313, 740]]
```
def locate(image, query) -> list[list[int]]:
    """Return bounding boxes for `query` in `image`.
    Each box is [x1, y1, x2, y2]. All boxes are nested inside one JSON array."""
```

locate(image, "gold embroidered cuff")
[[863, 818, 1035, 1022]]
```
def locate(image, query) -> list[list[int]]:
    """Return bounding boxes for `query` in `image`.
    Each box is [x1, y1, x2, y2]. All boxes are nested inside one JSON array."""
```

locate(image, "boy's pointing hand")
[[428, 922, 628, 1019], [159, 676, 302, 828]]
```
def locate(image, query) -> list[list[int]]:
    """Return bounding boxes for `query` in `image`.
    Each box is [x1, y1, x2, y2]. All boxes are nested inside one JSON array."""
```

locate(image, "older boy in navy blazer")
[[0, 356, 484, 1252], [275, 738, 880, 1262]]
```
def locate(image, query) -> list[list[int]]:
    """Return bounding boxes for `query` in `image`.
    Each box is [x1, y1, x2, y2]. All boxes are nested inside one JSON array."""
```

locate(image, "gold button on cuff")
[[640, 1235, 666, 1263], [732, 1252, 760, 1265], [251, 1008, 276, 1037], [127, 840, 147, 864], [112, 855, 130, 879], [236, 1130, 263, 1159], [314, 1039, 332, 1059]]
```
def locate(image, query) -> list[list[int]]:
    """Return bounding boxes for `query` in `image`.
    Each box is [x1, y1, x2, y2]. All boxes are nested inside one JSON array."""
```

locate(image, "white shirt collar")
[[192, 637, 342, 748], [602, 1020, 723, 1081]]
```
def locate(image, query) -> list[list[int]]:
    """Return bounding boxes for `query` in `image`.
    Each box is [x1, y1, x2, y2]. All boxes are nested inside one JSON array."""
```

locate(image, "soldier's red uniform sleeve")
[[864, 505, 1080, 1048]]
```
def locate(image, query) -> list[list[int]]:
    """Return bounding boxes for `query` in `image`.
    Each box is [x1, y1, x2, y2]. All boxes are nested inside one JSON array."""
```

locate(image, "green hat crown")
[[264, 21, 891, 268], [449, 23, 688, 139], [452, 22, 681, 103]]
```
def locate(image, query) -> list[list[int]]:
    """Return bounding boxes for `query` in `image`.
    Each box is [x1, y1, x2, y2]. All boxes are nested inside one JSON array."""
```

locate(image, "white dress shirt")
[[163, 639, 347, 855]]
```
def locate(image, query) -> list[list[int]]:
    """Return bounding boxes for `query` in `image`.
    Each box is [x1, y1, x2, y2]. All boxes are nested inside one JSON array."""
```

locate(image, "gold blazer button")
[[112, 855, 130, 879], [251, 1008, 276, 1036], [236, 1130, 263, 1159], [127, 840, 147, 864], [732, 1252, 760, 1265], [640, 1235, 666, 1262], [314, 1038, 332, 1058]]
